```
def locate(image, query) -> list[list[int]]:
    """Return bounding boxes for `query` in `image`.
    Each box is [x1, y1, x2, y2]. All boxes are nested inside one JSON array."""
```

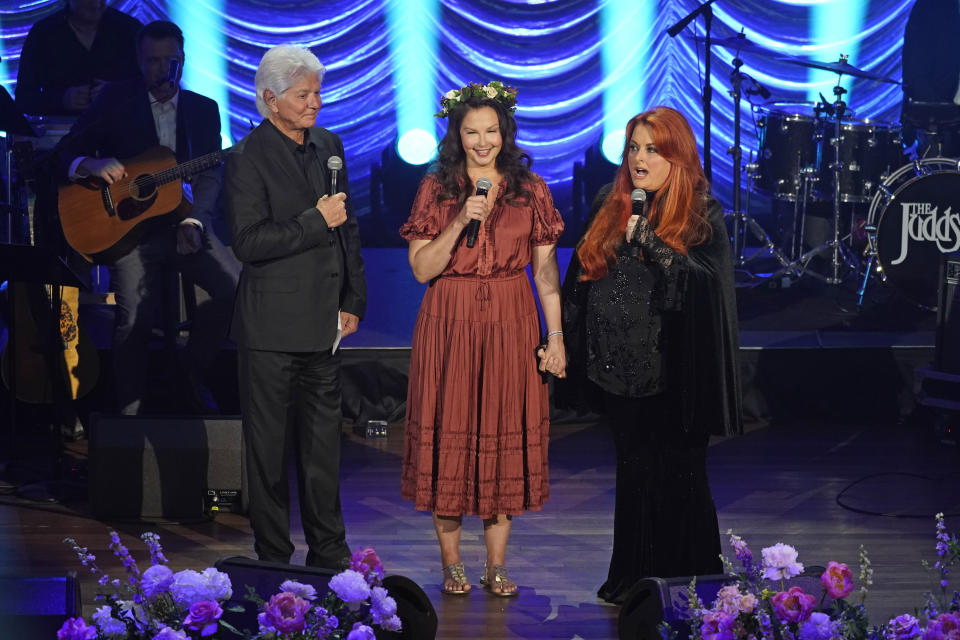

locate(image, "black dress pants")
[[239, 345, 350, 568], [598, 392, 723, 604]]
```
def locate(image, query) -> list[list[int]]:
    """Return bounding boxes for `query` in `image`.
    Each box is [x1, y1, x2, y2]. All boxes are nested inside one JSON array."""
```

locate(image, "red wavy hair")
[[577, 106, 712, 281]]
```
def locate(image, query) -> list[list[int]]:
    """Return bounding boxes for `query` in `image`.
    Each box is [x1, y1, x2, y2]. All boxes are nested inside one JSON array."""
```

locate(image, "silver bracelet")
[[546, 330, 563, 340]]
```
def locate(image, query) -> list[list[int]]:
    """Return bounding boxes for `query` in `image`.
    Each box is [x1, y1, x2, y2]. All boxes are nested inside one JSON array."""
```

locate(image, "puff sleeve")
[[529, 177, 564, 246], [399, 174, 445, 241]]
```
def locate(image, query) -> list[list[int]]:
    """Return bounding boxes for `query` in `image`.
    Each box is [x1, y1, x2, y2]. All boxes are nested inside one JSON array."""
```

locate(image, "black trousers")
[[238, 346, 349, 568], [598, 392, 723, 604]]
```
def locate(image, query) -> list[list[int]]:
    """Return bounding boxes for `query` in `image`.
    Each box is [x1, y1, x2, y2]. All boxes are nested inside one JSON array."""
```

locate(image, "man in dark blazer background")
[[224, 45, 366, 568], [57, 19, 239, 415]]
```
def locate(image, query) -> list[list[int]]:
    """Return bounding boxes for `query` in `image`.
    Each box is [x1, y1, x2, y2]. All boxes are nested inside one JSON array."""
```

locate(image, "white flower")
[[485, 86, 498, 98], [444, 90, 456, 99], [761, 542, 804, 581]]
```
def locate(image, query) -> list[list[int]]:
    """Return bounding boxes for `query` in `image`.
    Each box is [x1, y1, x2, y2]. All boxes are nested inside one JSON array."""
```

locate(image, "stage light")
[[386, 0, 439, 170], [601, 130, 624, 165], [168, 0, 231, 147], [396, 129, 437, 166], [807, 1, 868, 103], [599, 0, 651, 164]]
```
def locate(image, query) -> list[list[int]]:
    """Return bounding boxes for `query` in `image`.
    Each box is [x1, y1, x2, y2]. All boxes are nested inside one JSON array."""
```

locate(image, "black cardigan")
[[558, 184, 742, 438]]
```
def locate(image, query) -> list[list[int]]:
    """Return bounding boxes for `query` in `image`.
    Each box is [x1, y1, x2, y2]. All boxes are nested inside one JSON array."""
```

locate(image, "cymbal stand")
[[727, 54, 795, 276]]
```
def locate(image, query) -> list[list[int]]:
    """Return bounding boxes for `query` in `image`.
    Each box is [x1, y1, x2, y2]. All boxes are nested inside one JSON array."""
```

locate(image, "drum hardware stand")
[[727, 54, 795, 278], [666, 0, 719, 183], [772, 67, 861, 284]]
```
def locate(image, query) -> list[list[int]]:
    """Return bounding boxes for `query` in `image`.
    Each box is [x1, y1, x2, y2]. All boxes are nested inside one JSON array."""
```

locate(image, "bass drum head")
[[871, 165, 960, 308]]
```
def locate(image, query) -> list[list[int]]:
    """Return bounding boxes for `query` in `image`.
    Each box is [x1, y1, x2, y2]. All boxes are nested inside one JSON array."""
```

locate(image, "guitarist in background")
[[56, 20, 239, 415]]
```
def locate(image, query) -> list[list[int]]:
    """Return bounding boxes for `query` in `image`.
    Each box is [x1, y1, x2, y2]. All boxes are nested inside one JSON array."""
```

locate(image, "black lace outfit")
[[559, 184, 742, 605]]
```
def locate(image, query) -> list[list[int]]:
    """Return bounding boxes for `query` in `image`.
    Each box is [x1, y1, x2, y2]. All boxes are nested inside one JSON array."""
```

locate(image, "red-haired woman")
[[560, 106, 742, 604]]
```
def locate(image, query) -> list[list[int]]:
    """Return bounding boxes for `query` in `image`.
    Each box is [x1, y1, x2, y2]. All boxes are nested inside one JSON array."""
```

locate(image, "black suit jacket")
[[224, 121, 366, 352], [15, 7, 142, 116], [56, 79, 223, 230]]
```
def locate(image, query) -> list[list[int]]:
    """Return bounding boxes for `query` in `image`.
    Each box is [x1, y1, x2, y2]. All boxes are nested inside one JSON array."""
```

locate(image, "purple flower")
[[142, 565, 175, 598], [771, 587, 817, 624], [183, 600, 223, 637], [889, 614, 923, 640], [57, 617, 97, 640], [257, 592, 311, 635], [350, 547, 385, 585], [923, 612, 960, 640], [799, 612, 835, 640], [152, 627, 189, 640], [92, 605, 127, 636], [762, 543, 805, 582], [279, 579, 317, 601], [370, 586, 398, 625], [140, 532, 168, 566], [821, 561, 855, 600], [329, 569, 371, 609], [380, 615, 403, 632], [729, 533, 754, 565], [346, 622, 376, 640], [701, 610, 737, 640]]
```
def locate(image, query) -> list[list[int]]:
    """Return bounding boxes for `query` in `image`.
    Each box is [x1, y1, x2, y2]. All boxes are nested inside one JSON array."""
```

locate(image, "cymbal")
[[777, 57, 900, 84]]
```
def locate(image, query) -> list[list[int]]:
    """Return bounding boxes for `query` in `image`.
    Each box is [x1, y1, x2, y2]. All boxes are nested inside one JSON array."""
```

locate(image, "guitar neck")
[[152, 150, 225, 186]]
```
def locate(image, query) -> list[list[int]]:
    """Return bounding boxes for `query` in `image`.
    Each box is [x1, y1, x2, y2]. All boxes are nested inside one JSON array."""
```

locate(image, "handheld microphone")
[[327, 155, 343, 195], [628, 189, 647, 255], [465, 177, 492, 248], [167, 59, 180, 84]]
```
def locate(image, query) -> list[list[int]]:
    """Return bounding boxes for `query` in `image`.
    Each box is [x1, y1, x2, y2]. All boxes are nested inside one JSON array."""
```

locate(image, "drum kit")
[[711, 33, 960, 310]]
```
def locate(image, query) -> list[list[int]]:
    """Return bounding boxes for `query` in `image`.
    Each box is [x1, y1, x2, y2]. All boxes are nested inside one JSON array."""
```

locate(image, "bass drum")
[[867, 158, 960, 308]]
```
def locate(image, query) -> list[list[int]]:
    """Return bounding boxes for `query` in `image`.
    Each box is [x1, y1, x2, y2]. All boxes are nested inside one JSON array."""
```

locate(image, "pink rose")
[[820, 561, 855, 599], [701, 609, 737, 640], [183, 600, 223, 637], [771, 586, 817, 624], [924, 613, 960, 640]]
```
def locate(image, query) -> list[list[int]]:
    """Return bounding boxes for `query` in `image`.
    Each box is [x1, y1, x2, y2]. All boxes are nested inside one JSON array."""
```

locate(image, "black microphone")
[[167, 59, 180, 84], [465, 177, 492, 249], [628, 189, 647, 256], [327, 155, 343, 195]]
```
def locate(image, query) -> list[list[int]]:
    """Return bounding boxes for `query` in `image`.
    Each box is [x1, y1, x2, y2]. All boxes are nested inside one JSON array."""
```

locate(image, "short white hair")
[[254, 45, 325, 119]]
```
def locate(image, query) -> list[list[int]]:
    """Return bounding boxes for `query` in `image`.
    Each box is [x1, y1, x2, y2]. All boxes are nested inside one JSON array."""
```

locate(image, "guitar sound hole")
[[130, 175, 157, 200]]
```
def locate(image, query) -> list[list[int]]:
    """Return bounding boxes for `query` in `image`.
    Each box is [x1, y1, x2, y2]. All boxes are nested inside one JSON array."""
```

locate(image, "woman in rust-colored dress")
[[399, 82, 566, 597]]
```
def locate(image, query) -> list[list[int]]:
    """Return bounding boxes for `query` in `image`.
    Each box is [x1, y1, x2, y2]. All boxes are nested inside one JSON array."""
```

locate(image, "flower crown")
[[435, 81, 518, 118]]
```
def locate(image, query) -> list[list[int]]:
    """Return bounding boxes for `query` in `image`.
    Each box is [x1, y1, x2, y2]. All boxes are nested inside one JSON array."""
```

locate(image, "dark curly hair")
[[433, 97, 533, 209]]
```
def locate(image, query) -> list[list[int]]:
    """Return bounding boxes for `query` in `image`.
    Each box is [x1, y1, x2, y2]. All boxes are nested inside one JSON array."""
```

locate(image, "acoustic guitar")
[[57, 145, 225, 263]]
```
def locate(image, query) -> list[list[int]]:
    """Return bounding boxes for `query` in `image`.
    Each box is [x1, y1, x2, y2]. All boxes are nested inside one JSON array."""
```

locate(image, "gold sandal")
[[480, 562, 518, 597], [441, 562, 470, 595]]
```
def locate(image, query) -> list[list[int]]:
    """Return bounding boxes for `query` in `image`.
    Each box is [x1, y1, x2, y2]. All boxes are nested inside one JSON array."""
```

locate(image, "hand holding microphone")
[[625, 188, 647, 244], [319, 156, 347, 229], [464, 177, 493, 248]]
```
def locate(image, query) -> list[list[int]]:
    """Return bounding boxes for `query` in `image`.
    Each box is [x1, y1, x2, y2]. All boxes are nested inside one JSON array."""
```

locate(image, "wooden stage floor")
[[1, 415, 958, 639]]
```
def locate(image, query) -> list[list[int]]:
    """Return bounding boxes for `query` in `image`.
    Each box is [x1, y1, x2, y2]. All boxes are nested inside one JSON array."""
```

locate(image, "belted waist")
[[441, 270, 525, 282], [438, 271, 525, 312]]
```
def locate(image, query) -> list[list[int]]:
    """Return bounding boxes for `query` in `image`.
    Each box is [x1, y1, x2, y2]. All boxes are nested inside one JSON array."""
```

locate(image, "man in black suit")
[[16, 0, 142, 116], [225, 45, 366, 568], [57, 20, 239, 414]]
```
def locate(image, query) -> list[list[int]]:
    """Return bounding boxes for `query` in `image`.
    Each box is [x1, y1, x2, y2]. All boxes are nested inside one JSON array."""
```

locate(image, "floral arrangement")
[[666, 513, 960, 640], [55, 532, 401, 640], [435, 80, 518, 118]]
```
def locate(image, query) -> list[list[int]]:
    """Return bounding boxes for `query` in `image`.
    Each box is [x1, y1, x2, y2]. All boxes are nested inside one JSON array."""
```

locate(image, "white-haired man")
[[225, 45, 366, 568]]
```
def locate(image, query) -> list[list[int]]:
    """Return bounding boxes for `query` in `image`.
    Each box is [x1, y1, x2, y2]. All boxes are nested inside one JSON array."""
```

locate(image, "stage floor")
[[0, 416, 957, 639]]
